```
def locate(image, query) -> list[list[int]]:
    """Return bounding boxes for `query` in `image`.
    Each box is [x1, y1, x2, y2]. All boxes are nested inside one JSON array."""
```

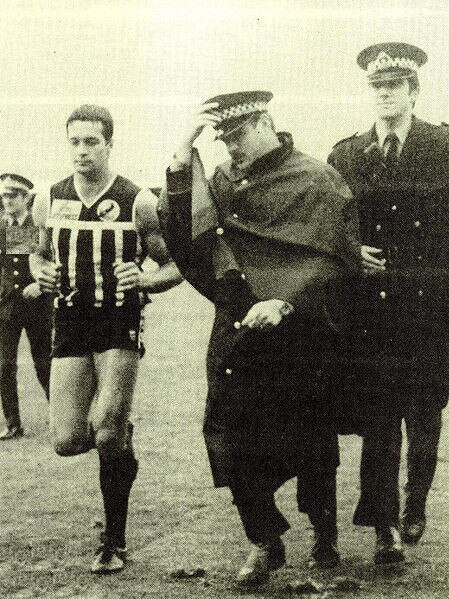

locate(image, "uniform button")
[[380, 291, 387, 299], [241, 273, 246, 280], [241, 179, 248, 185], [13, 271, 19, 276], [14, 284, 19, 289], [234, 321, 241, 330], [414, 221, 421, 228], [417, 255, 422, 261], [418, 289, 424, 297], [13, 257, 18, 263], [375, 224, 381, 231], [391, 205, 397, 211], [232, 213, 239, 219], [225, 368, 233, 375], [216, 227, 224, 236]]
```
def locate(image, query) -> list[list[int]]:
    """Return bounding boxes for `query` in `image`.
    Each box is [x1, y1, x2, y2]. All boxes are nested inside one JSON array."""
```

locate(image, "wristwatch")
[[279, 301, 294, 317]]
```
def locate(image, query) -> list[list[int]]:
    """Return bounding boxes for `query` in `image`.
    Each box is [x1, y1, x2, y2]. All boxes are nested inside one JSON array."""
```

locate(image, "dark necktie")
[[10, 219, 19, 226], [384, 132, 399, 171]]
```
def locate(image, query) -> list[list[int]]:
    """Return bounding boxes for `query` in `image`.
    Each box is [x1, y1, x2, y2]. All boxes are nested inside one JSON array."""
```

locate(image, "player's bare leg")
[[50, 356, 96, 455]]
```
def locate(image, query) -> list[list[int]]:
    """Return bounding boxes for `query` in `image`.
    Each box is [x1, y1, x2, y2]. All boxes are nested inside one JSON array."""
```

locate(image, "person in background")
[[328, 42, 449, 561], [0, 172, 52, 440]]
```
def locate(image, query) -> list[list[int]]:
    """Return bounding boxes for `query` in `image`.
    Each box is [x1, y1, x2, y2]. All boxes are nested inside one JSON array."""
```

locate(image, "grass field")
[[1, 282, 449, 598]]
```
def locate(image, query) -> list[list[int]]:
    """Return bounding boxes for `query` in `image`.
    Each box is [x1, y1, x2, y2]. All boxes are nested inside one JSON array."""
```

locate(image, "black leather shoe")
[[308, 537, 340, 569], [236, 538, 286, 586], [374, 526, 405, 565], [0, 425, 24, 440], [400, 516, 426, 545]]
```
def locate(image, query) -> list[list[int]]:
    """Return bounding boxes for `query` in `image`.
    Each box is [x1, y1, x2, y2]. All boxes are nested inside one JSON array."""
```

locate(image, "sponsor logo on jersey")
[[50, 199, 82, 221], [97, 199, 120, 222]]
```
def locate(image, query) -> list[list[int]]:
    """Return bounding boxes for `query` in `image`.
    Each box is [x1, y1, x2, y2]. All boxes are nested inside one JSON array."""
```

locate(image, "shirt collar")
[[4, 211, 29, 226], [375, 115, 412, 149]]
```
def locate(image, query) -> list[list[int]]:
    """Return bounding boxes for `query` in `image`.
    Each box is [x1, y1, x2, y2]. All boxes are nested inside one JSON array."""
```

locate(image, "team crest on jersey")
[[97, 199, 120, 221]]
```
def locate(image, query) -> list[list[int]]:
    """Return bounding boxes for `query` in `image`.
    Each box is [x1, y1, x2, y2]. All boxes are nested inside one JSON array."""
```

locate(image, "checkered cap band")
[[214, 100, 268, 123], [367, 52, 418, 75]]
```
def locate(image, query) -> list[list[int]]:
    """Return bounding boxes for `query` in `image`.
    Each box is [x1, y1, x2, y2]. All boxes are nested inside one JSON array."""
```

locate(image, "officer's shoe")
[[308, 535, 340, 569], [374, 526, 405, 565], [90, 536, 127, 574], [400, 515, 426, 545], [0, 425, 24, 440], [236, 538, 285, 586]]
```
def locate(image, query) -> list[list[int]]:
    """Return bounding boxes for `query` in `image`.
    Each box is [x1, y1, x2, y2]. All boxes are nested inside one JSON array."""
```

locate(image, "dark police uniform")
[[0, 213, 52, 429], [328, 116, 449, 527], [159, 91, 361, 566]]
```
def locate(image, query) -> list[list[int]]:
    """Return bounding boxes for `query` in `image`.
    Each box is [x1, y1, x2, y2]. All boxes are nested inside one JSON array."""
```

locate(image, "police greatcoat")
[[159, 133, 361, 487], [328, 117, 449, 433]]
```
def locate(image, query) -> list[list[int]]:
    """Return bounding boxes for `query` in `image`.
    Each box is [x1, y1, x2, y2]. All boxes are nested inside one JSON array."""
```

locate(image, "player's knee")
[[53, 434, 90, 456], [95, 427, 122, 458]]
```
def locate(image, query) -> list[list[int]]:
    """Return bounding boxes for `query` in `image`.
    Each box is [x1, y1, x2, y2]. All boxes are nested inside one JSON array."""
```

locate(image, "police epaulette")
[[441, 122, 449, 127], [332, 132, 358, 148]]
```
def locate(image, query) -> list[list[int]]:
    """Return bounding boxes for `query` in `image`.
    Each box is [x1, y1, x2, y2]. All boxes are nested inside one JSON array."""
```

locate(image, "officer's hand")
[[38, 262, 61, 294], [361, 245, 386, 274], [172, 102, 221, 167], [22, 282, 42, 300], [241, 300, 287, 331], [114, 261, 141, 292]]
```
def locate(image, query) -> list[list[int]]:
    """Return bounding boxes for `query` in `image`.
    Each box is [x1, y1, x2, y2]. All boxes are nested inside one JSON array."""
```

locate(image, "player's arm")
[[114, 189, 183, 293], [29, 193, 61, 293]]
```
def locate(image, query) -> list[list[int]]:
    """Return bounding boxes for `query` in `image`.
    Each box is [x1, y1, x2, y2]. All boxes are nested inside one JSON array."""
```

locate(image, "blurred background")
[[0, 0, 448, 190]]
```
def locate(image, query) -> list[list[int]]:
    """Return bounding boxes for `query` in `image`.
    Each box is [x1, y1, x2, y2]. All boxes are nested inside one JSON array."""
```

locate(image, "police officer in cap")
[[0, 172, 52, 439], [328, 43, 449, 559], [159, 91, 361, 584]]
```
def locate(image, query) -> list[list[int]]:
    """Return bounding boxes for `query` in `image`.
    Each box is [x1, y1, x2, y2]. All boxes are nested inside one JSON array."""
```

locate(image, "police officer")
[[328, 43, 449, 559], [0, 173, 52, 439], [159, 91, 361, 584]]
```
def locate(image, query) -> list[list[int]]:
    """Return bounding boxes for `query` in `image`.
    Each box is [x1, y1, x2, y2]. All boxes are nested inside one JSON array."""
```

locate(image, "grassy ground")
[[1, 282, 449, 598]]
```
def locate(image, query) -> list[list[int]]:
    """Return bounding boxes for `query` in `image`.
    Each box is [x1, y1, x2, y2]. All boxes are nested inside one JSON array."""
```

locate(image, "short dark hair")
[[66, 105, 114, 142]]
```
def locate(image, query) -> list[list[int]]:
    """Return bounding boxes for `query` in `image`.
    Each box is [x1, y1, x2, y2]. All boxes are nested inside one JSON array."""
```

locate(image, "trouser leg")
[[354, 419, 402, 527], [24, 306, 52, 400], [229, 456, 290, 544], [404, 399, 442, 517], [0, 319, 22, 427]]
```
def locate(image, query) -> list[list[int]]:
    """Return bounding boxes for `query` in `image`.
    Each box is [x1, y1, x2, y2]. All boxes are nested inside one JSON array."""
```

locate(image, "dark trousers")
[[0, 305, 52, 427], [403, 399, 442, 516], [354, 394, 442, 527], [229, 434, 339, 544]]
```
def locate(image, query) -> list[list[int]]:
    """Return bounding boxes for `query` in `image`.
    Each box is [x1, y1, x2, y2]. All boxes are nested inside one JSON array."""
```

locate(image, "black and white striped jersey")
[[47, 174, 141, 313]]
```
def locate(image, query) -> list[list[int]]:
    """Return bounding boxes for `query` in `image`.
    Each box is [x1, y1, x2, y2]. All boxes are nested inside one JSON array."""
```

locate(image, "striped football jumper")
[[47, 175, 141, 313]]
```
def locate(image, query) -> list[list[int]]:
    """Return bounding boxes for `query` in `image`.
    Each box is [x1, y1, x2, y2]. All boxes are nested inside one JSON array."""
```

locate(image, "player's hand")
[[22, 282, 42, 299], [172, 102, 222, 167], [38, 261, 61, 293], [114, 261, 141, 292], [361, 245, 386, 274], [241, 300, 288, 331]]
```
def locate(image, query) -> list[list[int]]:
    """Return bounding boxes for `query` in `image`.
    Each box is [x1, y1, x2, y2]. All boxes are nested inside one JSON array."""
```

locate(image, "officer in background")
[[0, 172, 52, 439], [328, 43, 449, 560]]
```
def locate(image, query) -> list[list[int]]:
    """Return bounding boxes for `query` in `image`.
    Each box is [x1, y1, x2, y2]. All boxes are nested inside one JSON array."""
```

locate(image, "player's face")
[[67, 120, 112, 176], [1, 189, 29, 217], [370, 79, 417, 119], [222, 116, 271, 170]]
